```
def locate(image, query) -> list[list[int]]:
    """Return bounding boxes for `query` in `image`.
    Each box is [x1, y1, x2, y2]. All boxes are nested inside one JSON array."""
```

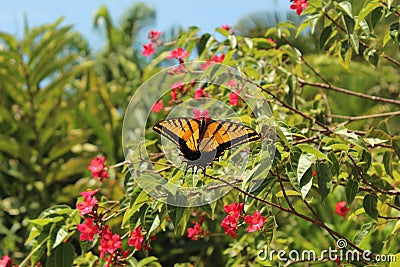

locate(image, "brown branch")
[[348, 154, 400, 195], [205, 174, 367, 255], [299, 79, 400, 105], [330, 111, 400, 121], [276, 167, 296, 211]]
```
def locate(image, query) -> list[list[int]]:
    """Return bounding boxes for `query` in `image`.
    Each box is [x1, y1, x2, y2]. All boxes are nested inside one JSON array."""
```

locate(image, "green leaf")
[[343, 15, 355, 34], [297, 153, 314, 184], [337, 1, 353, 17], [320, 26, 332, 49], [46, 243, 74, 267], [363, 194, 378, 220], [371, 7, 383, 29], [353, 222, 374, 244], [122, 188, 149, 228], [392, 137, 400, 159], [349, 32, 359, 54], [346, 179, 359, 204], [358, 1, 380, 23], [138, 256, 160, 267], [360, 150, 371, 173], [316, 163, 332, 200], [197, 33, 211, 55], [263, 216, 277, 246], [383, 151, 393, 177], [296, 144, 330, 162], [328, 152, 339, 176]]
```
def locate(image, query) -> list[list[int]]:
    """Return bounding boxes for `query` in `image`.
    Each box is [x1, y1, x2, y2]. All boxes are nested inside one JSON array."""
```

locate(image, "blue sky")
[[1, 0, 288, 49]]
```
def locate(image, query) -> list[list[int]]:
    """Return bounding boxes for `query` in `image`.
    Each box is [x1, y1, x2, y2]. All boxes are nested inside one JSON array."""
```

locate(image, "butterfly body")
[[153, 117, 260, 174]]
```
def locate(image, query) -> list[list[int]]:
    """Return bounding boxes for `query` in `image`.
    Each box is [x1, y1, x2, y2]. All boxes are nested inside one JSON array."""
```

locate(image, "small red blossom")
[[187, 222, 204, 240], [77, 195, 98, 216], [167, 47, 189, 63], [335, 201, 350, 217], [201, 59, 212, 70], [290, 0, 308, 15], [221, 215, 239, 239], [152, 99, 164, 113], [221, 24, 231, 31], [77, 218, 99, 241], [266, 38, 276, 45], [244, 211, 266, 232], [167, 64, 186, 75], [194, 87, 204, 98], [224, 202, 244, 219], [99, 227, 122, 258], [229, 92, 241, 106], [193, 109, 210, 121], [312, 169, 317, 177], [171, 81, 185, 92], [88, 156, 109, 181], [148, 30, 162, 42], [212, 54, 225, 63], [80, 188, 101, 198], [128, 226, 145, 250], [142, 42, 156, 57], [168, 89, 177, 104], [227, 80, 238, 87], [0, 255, 13, 267]]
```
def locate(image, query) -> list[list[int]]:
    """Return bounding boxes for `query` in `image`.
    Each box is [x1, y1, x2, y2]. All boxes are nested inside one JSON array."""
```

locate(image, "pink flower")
[[335, 201, 350, 217], [221, 215, 239, 239], [80, 188, 101, 198], [221, 24, 231, 31], [77, 218, 99, 241], [194, 87, 204, 98], [212, 54, 225, 63], [221, 202, 244, 239], [152, 99, 164, 113], [171, 81, 184, 92], [193, 109, 210, 121], [0, 255, 12, 267], [168, 89, 177, 104], [187, 222, 204, 240], [77, 195, 98, 216], [128, 226, 144, 250], [201, 59, 212, 70], [266, 38, 276, 45], [148, 30, 162, 41], [226, 80, 238, 87], [88, 156, 109, 181], [142, 42, 156, 57], [229, 92, 240, 106], [99, 227, 122, 258], [290, 0, 308, 15], [244, 211, 266, 232], [167, 47, 190, 63], [224, 203, 244, 219]]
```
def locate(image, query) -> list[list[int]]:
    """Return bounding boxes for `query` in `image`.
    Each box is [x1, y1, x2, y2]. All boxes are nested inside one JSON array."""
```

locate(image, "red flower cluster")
[[201, 53, 225, 70], [168, 80, 195, 104], [221, 203, 244, 238], [142, 29, 163, 57], [193, 109, 210, 121], [194, 87, 204, 98], [128, 226, 145, 250], [77, 218, 99, 241], [77, 188, 100, 216], [290, 0, 308, 15], [0, 255, 15, 267], [221, 203, 266, 239], [151, 99, 164, 113], [335, 201, 350, 217], [167, 47, 190, 64], [88, 156, 109, 181], [186, 210, 208, 240]]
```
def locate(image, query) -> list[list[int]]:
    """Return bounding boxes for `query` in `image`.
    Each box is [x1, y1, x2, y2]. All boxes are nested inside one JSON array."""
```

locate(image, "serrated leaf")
[[346, 179, 359, 204], [263, 216, 277, 246], [363, 194, 378, 220]]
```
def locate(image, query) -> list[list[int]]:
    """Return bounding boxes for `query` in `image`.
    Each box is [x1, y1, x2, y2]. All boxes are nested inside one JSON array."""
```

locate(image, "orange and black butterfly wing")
[[153, 118, 201, 161], [202, 120, 261, 160]]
